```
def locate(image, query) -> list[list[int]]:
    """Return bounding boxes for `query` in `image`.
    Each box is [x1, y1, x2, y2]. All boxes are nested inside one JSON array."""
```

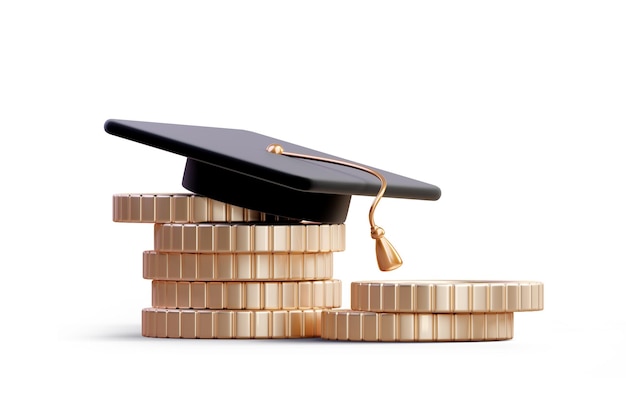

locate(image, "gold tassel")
[[372, 226, 403, 271], [267, 143, 403, 271]]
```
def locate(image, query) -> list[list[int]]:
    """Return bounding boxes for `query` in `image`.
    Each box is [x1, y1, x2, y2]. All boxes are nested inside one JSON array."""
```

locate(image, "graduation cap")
[[104, 119, 441, 271]]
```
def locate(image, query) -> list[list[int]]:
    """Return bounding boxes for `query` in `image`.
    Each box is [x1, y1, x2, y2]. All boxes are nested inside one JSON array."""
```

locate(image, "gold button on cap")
[[142, 308, 323, 339], [351, 280, 543, 313], [113, 193, 298, 224], [320, 310, 514, 342], [152, 280, 342, 310], [153, 223, 346, 253]]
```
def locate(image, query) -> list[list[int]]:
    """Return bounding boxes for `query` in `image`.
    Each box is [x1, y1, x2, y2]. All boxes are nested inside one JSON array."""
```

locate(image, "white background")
[[1, 1, 624, 416]]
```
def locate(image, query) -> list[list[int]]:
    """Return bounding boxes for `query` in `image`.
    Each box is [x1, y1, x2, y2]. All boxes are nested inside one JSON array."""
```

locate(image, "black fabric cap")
[[104, 119, 441, 223]]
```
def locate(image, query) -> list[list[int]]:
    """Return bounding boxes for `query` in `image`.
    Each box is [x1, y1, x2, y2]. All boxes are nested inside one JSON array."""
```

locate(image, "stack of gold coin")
[[105, 120, 545, 343], [321, 280, 543, 342], [113, 193, 345, 339]]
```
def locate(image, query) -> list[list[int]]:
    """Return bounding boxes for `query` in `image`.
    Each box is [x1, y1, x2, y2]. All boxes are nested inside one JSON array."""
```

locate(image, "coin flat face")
[[151, 280, 342, 310], [142, 308, 323, 339], [320, 310, 514, 342], [351, 280, 544, 313], [153, 223, 346, 253], [143, 251, 334, 281], [113, 193, 298, 223]]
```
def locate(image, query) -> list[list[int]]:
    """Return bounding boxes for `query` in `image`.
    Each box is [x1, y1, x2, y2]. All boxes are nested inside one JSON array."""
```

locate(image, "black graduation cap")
[[104, 119, 441, 270]]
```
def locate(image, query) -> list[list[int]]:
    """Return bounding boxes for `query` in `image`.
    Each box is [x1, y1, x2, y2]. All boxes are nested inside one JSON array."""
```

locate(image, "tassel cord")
[[266, 144, 402, 271], [272, 150, 386, 233]]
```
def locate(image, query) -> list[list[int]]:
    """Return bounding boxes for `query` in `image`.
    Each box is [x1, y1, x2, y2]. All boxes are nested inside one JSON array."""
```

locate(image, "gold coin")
[[351, 280, 543, 313], [152, 280, 342, 310], [320, 310, 514, 342], [113, 193, 296, 223], [143, 251, 334, 281], [154, 223, 346, 253], [142, 308, 323, 339]]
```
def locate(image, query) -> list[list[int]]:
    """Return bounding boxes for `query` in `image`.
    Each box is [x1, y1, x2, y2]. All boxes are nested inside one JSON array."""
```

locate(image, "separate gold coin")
[[154, 223, 346, 253], [152, 280, 342, 310], [113, 193, 296, 223], [351, 280, 543, 313], [142, 308, 323, 339], [143, 251, 334, 281], [320, 310, 514, 342]]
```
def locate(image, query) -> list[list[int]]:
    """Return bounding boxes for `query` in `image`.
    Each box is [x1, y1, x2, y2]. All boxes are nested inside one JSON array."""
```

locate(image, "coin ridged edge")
[[143, 251, 334, 281], [113, 193, 297, 223], [152, 280, 342, 310], [320, 310, 514, 342], [142, 308, 323, 338], [154, 223, 346, 253], [351, 280, 543, 313]]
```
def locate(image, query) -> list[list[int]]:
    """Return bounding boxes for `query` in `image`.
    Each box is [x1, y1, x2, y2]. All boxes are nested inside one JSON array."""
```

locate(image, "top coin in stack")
[[350, 280, 544, 313], [112, 194, 298, 224]]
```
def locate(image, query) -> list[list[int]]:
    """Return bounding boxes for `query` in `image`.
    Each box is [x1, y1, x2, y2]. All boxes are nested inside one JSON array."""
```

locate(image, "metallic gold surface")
[[351, 280, 543, 313], [112, 193, 295, 223], [151, 280, 342, 309], [143, 251, 334, 281], [142, 308, 323, 338], [154, 223, 346, 253], [320, 310, 514, 342]]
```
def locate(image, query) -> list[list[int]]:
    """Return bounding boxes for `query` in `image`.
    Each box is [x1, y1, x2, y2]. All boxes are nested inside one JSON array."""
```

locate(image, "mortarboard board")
[[105, 119, 441, 270], [103, 119, 441, 224]]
